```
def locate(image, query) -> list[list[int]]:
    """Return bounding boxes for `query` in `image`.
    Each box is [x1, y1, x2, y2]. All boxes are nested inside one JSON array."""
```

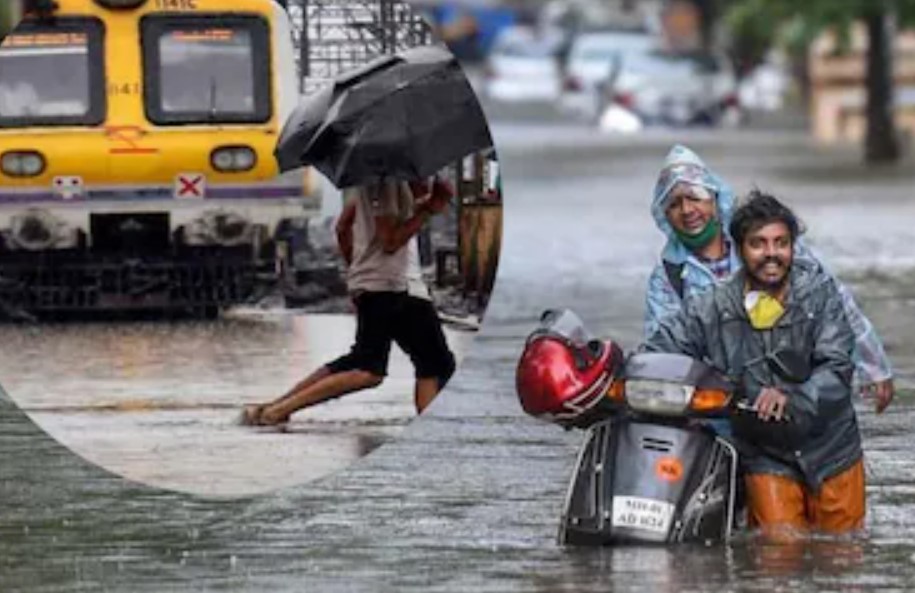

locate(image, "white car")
[[602, 50, 743, 128], [483, 26, 564, 103], [558, 28, 657, 120], [738, 58, 790, 112]]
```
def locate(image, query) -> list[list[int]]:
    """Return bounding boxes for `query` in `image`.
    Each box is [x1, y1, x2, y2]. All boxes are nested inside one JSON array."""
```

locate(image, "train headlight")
[[93, 0, 148, 9], [211, 146, 257, 173], [1, 151, 46, 178]]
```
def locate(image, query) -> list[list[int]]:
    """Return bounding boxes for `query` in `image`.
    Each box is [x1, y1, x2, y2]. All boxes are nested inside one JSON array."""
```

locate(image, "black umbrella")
[[275, 45, 493, 188]]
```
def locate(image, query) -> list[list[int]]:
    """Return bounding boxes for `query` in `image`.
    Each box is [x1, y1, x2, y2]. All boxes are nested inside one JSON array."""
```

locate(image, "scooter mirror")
[[766, 347, 811, 384]]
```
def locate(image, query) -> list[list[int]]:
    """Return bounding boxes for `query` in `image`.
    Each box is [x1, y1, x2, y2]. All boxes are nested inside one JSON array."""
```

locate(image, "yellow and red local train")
[[0, 0, 319, 317]]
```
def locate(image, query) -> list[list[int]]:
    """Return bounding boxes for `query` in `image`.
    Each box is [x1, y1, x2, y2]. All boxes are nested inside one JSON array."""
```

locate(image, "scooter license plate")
[[611, 496, 675, 534]]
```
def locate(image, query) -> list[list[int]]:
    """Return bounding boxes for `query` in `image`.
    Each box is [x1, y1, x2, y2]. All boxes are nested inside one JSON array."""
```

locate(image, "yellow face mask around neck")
[[744, 290, 785, 330]]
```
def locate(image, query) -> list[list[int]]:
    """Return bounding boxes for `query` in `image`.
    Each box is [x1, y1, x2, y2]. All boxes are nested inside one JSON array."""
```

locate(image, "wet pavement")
[[3, 113, 915, 591], [0, 310, 471, 497]]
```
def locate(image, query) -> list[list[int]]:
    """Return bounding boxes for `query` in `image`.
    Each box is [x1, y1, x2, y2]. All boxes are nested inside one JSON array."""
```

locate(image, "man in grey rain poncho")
[[644, 191, 865, 538], [644, 144, 894, 412]]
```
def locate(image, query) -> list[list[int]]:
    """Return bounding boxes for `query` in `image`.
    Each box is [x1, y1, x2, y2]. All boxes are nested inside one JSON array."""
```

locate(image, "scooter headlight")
[[625, 379, 694, 416]]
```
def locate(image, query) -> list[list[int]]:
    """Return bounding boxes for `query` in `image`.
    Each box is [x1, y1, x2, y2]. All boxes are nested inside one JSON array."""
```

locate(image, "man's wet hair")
[[729, 190, 804, 247]]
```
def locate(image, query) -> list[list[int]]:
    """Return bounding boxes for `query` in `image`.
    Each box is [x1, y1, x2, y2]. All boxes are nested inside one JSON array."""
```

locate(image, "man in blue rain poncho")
[[644, 145, 894, 412]]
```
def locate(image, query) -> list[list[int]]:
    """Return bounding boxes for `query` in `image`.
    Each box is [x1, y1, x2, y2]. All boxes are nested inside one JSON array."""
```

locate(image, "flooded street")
[[4, 114, 915, 591], [0, 312, 471, 497]]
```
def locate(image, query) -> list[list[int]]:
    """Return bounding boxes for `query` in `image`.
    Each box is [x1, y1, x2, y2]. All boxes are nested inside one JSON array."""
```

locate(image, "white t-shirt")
[[344, 180, 431, 300]]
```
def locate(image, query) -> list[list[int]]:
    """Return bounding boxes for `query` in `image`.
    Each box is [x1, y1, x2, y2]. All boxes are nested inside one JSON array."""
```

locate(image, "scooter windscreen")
[[528, 309, 599, 356], [624, 352, 731, 389]]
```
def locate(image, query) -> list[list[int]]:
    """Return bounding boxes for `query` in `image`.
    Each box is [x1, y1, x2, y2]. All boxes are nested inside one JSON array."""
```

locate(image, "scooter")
[[555, 350, 739, 546], [516, 309, 807, 546]]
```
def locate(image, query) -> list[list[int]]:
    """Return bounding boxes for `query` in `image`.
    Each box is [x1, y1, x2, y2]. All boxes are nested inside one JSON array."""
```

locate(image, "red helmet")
[[516, 309, 624, 428]]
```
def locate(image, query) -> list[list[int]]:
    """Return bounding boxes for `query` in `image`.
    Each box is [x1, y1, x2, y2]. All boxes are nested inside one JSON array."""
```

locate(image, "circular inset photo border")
[[0, 0, 501, 497]]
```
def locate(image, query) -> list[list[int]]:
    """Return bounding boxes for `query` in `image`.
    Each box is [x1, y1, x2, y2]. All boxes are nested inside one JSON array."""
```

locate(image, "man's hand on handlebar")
[[754, 387, 790, 422]]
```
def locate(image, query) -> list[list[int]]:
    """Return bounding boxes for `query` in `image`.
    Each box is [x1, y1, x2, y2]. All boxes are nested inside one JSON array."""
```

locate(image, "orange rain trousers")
[[745, 458, 865, 538]]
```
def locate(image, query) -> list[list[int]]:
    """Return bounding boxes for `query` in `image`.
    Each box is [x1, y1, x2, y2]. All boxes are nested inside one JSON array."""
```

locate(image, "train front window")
[[143, 16, 272, 125], [0, 19, 105, 127]]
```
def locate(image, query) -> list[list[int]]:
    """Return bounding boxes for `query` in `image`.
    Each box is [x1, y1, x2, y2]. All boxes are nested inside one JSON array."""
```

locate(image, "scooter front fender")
[[559, 416, 738, 546]]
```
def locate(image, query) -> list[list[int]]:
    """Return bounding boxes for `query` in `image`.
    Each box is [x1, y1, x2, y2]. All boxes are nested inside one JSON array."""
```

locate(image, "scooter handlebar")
[[734, 400, 792, 423]]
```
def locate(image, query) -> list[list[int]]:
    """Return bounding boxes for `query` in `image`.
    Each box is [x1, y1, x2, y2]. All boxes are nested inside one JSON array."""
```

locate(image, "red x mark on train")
[[176, 174, 205, 198]]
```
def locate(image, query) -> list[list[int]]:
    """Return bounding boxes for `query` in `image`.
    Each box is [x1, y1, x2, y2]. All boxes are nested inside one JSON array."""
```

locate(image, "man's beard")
[[746, 255, 791, 292]]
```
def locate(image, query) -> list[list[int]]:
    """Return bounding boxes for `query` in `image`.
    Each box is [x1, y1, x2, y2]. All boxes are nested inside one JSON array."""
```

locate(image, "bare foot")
[[258, 406, 289, 426], [239, 404, 267, 426], [240, 404, 289, 427]]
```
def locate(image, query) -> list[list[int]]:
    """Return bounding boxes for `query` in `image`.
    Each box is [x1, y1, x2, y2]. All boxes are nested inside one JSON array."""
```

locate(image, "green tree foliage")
[[725, 0, 868, 66], [0, 6, 15, 39], [725, 0, 915, 69], [724, 0, 915, 163], [0, 1, 22, 40], [724, 0, 781, 71]]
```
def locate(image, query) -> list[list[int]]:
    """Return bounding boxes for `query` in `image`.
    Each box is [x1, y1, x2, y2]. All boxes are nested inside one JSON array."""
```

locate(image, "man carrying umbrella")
[[242, 177, 456, 426], [244, 44, 494, 426]]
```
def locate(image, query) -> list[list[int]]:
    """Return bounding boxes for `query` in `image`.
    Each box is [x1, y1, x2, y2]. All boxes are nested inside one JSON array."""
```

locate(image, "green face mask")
[[674, 218, 720, 251]]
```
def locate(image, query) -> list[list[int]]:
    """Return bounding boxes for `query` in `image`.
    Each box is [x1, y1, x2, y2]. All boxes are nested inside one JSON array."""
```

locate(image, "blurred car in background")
[[483, 25, 564, 103], [598, 49, 743, 130], [558, 27, 657, 120], [738, 52, 791, 112]]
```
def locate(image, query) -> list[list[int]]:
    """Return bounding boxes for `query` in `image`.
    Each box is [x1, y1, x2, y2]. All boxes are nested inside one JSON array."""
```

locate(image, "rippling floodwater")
[[3, 119, 915, 591]]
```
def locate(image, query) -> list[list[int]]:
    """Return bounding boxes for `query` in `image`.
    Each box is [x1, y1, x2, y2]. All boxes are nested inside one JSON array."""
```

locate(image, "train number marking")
[[176, 174, 206, 199], [155, 0, 198, 10], [107, 82, 141, 97], [104, 125, 158, 155]]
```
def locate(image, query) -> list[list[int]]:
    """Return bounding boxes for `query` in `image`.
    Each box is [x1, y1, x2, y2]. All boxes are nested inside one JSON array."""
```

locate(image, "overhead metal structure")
[[285, 0, 434, 94]]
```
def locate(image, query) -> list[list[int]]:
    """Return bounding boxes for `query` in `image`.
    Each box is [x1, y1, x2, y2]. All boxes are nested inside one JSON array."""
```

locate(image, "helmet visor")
[[537, 309, 594, 345]]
